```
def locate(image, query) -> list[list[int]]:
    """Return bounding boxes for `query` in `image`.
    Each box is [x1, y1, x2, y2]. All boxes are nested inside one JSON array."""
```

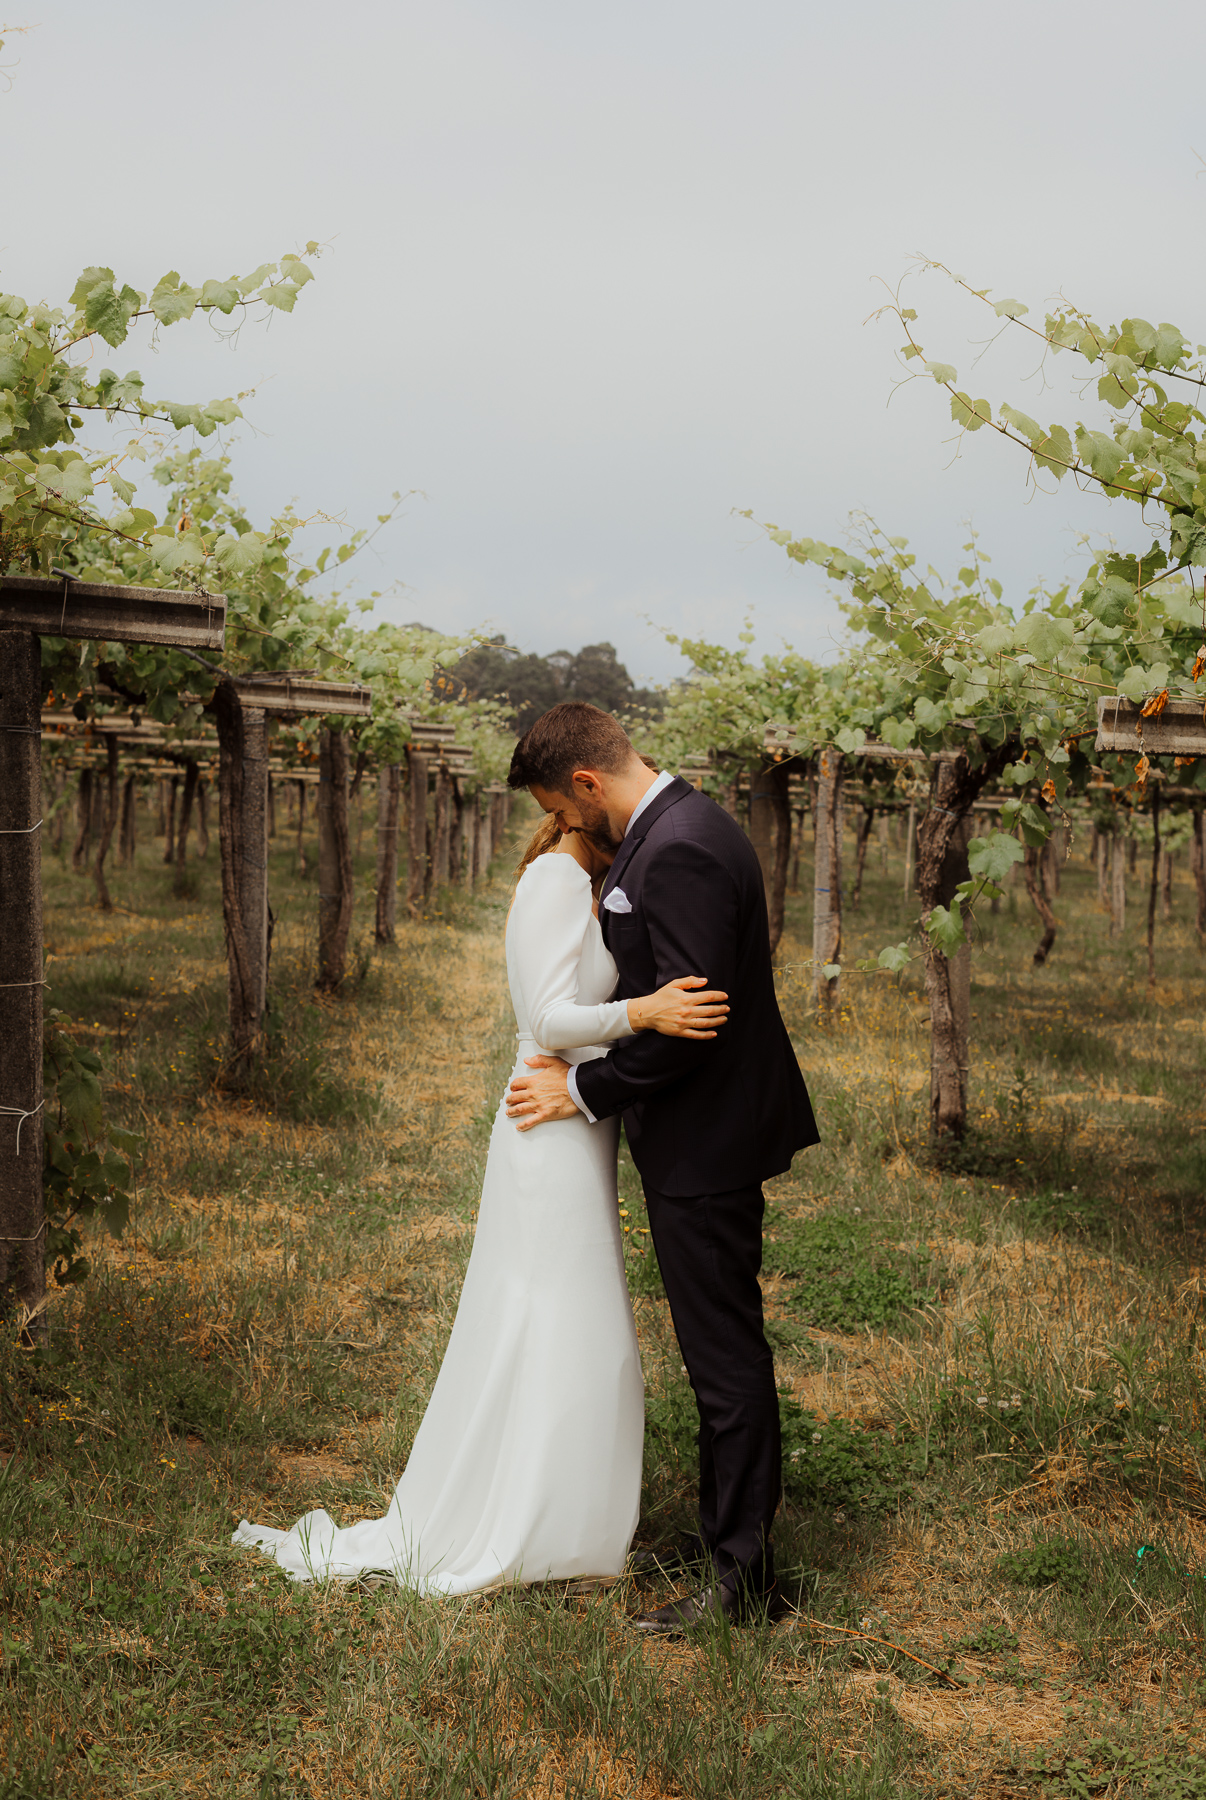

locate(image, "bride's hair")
[[514, 813, 562, 882]]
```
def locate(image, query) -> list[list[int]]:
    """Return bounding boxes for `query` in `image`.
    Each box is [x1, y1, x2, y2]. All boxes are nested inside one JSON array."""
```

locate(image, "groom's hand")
[[505, 1055, 577, 1132]]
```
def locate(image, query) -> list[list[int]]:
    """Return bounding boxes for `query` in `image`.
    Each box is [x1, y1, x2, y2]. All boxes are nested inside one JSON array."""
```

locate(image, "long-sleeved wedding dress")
[[232, 851, 644, 1591]]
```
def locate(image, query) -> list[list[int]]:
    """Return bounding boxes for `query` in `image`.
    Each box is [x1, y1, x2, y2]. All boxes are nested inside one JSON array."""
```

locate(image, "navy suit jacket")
[[575, 777, 819, 1196]]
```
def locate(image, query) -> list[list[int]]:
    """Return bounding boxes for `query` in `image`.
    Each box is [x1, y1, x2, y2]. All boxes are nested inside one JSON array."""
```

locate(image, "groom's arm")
[[573, 837, 739, 1122]]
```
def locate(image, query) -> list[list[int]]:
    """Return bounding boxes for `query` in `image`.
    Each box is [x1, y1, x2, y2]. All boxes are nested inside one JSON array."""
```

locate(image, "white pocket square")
[[602, 887, 632, 914]]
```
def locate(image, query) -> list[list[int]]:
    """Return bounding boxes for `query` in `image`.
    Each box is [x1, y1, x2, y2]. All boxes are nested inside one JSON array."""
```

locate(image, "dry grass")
[[6, 805, 1206, 1795]]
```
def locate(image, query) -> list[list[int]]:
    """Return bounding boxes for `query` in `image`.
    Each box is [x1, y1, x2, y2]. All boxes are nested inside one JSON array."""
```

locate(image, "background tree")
[[452, 635, 662, 731]]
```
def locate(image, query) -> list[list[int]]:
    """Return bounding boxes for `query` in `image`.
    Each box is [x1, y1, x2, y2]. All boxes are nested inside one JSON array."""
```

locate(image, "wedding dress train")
[[233, 852, 644, 1593]]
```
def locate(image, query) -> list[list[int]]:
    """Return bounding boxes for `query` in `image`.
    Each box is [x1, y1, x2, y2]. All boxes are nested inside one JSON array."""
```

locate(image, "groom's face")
[[529, 774, 624, 854]]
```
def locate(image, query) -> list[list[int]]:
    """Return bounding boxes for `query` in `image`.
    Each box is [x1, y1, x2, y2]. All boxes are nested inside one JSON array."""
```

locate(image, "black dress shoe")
[[627, 1534, 707, 1578], [633, 1576, 791, 1635]]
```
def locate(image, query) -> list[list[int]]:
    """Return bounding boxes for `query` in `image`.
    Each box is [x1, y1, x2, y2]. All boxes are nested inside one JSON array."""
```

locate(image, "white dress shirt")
[[566, 771, 673, 1123]]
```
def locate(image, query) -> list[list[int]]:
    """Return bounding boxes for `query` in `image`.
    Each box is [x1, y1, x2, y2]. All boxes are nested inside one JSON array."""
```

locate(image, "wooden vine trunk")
[[406, 749, 429, 920], [1146, 787, 1161, 991], [375, 765, 401, 944], [317, 728, 353, 990], [173, 758, 199, 894], [1192, 809, 1206, 946], [850, 805, 875, 910], [213, 687, 267, 1065], [448, 784, 464, 886], [294, 779, 307, 875], [903, 802, 917, 898], [462, 799, 477, 893], [1023, 843, 1057, 965], [92, 736, 120, 911], [764, 760, 792, 958], [748, 771, 776, 898], [196, 780, 209, 860], [1110, 836, 1126, 938], [72, 769, 92, 872], [475, 795, 492, 879], [118, 771, 137, 866], [811, 750, 844, 1018], [433, 768, 452, 889], [0, 629, 46, 1332], [914, 745, 1015, 1141]]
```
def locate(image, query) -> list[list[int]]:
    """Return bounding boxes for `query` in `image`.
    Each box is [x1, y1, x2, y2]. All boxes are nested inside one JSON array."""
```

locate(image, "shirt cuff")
[[566, 1065, 598, 1124]]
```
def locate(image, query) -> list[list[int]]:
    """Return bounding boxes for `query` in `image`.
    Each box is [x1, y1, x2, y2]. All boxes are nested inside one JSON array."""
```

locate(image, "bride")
[[232, 812, 728, 1592]]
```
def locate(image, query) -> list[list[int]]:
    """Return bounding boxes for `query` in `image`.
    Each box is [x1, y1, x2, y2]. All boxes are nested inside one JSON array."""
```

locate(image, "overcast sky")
[[3, 1, 1203, 685]]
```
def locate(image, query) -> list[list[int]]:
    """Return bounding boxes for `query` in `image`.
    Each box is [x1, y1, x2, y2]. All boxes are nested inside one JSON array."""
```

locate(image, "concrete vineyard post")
[[0, 630, 45, 1333], [375, 766, 401, 945]]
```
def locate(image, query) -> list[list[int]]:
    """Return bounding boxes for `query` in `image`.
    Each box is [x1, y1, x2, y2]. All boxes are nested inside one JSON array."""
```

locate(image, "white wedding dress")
[[233, 852, 645, 1592]]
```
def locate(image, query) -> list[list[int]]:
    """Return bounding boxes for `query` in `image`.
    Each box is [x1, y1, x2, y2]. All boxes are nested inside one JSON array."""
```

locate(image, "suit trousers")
[[642, 1180, 780, 1593]]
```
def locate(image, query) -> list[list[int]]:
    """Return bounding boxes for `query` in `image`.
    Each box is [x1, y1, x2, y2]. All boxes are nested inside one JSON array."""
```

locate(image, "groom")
[[505, 702, 819, 1632]]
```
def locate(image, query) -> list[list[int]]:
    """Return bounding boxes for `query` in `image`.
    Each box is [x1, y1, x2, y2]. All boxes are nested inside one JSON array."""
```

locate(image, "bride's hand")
[[627, 976, 729, 1039]]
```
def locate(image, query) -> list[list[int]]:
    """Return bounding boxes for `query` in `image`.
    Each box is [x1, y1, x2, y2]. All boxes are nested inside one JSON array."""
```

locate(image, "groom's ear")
[[570, 768, 605, 798]]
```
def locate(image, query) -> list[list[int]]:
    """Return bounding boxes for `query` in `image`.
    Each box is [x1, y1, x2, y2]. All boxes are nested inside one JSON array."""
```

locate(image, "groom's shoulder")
[[649, 786, 758, 867]]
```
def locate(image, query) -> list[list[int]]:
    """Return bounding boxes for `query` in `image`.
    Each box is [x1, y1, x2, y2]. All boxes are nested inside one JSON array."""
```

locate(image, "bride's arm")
[[515, 857, 639, 1050], [627, 977, 729, 1040]]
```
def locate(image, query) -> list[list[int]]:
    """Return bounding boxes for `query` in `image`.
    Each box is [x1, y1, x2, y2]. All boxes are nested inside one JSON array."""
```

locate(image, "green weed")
[[763, 1209, 942, 1332]]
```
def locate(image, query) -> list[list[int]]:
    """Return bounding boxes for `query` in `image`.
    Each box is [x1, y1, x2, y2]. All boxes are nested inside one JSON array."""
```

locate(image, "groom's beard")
[[573, 797, 623, 855]]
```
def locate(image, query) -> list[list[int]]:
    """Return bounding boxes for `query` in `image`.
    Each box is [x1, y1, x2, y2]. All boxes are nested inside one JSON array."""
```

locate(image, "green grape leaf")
[[1000, 402, 1043, 443], [1076, 428, 1124, 483], [199, 277, 241, 315], [877, 944, 911, 974], [214, 531, 266, 573], [967, 831, 1023, 882], [950, 392, 991, 431], [926, 902, 967, 957], [150, 275, 201, 325], [70, 265, 116, 307], [35, 460, 93, 505]]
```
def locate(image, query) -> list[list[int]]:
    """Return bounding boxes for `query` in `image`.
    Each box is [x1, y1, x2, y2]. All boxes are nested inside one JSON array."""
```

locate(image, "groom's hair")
[[507, 702, 635, 794]]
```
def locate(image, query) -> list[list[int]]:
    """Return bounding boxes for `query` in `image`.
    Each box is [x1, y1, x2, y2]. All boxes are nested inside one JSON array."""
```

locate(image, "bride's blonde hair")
[[514, 812, 562, 883]]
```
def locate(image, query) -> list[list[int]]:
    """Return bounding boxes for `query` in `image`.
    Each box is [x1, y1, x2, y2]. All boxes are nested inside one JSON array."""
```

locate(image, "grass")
[[4, 789, 1206, 1794]]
